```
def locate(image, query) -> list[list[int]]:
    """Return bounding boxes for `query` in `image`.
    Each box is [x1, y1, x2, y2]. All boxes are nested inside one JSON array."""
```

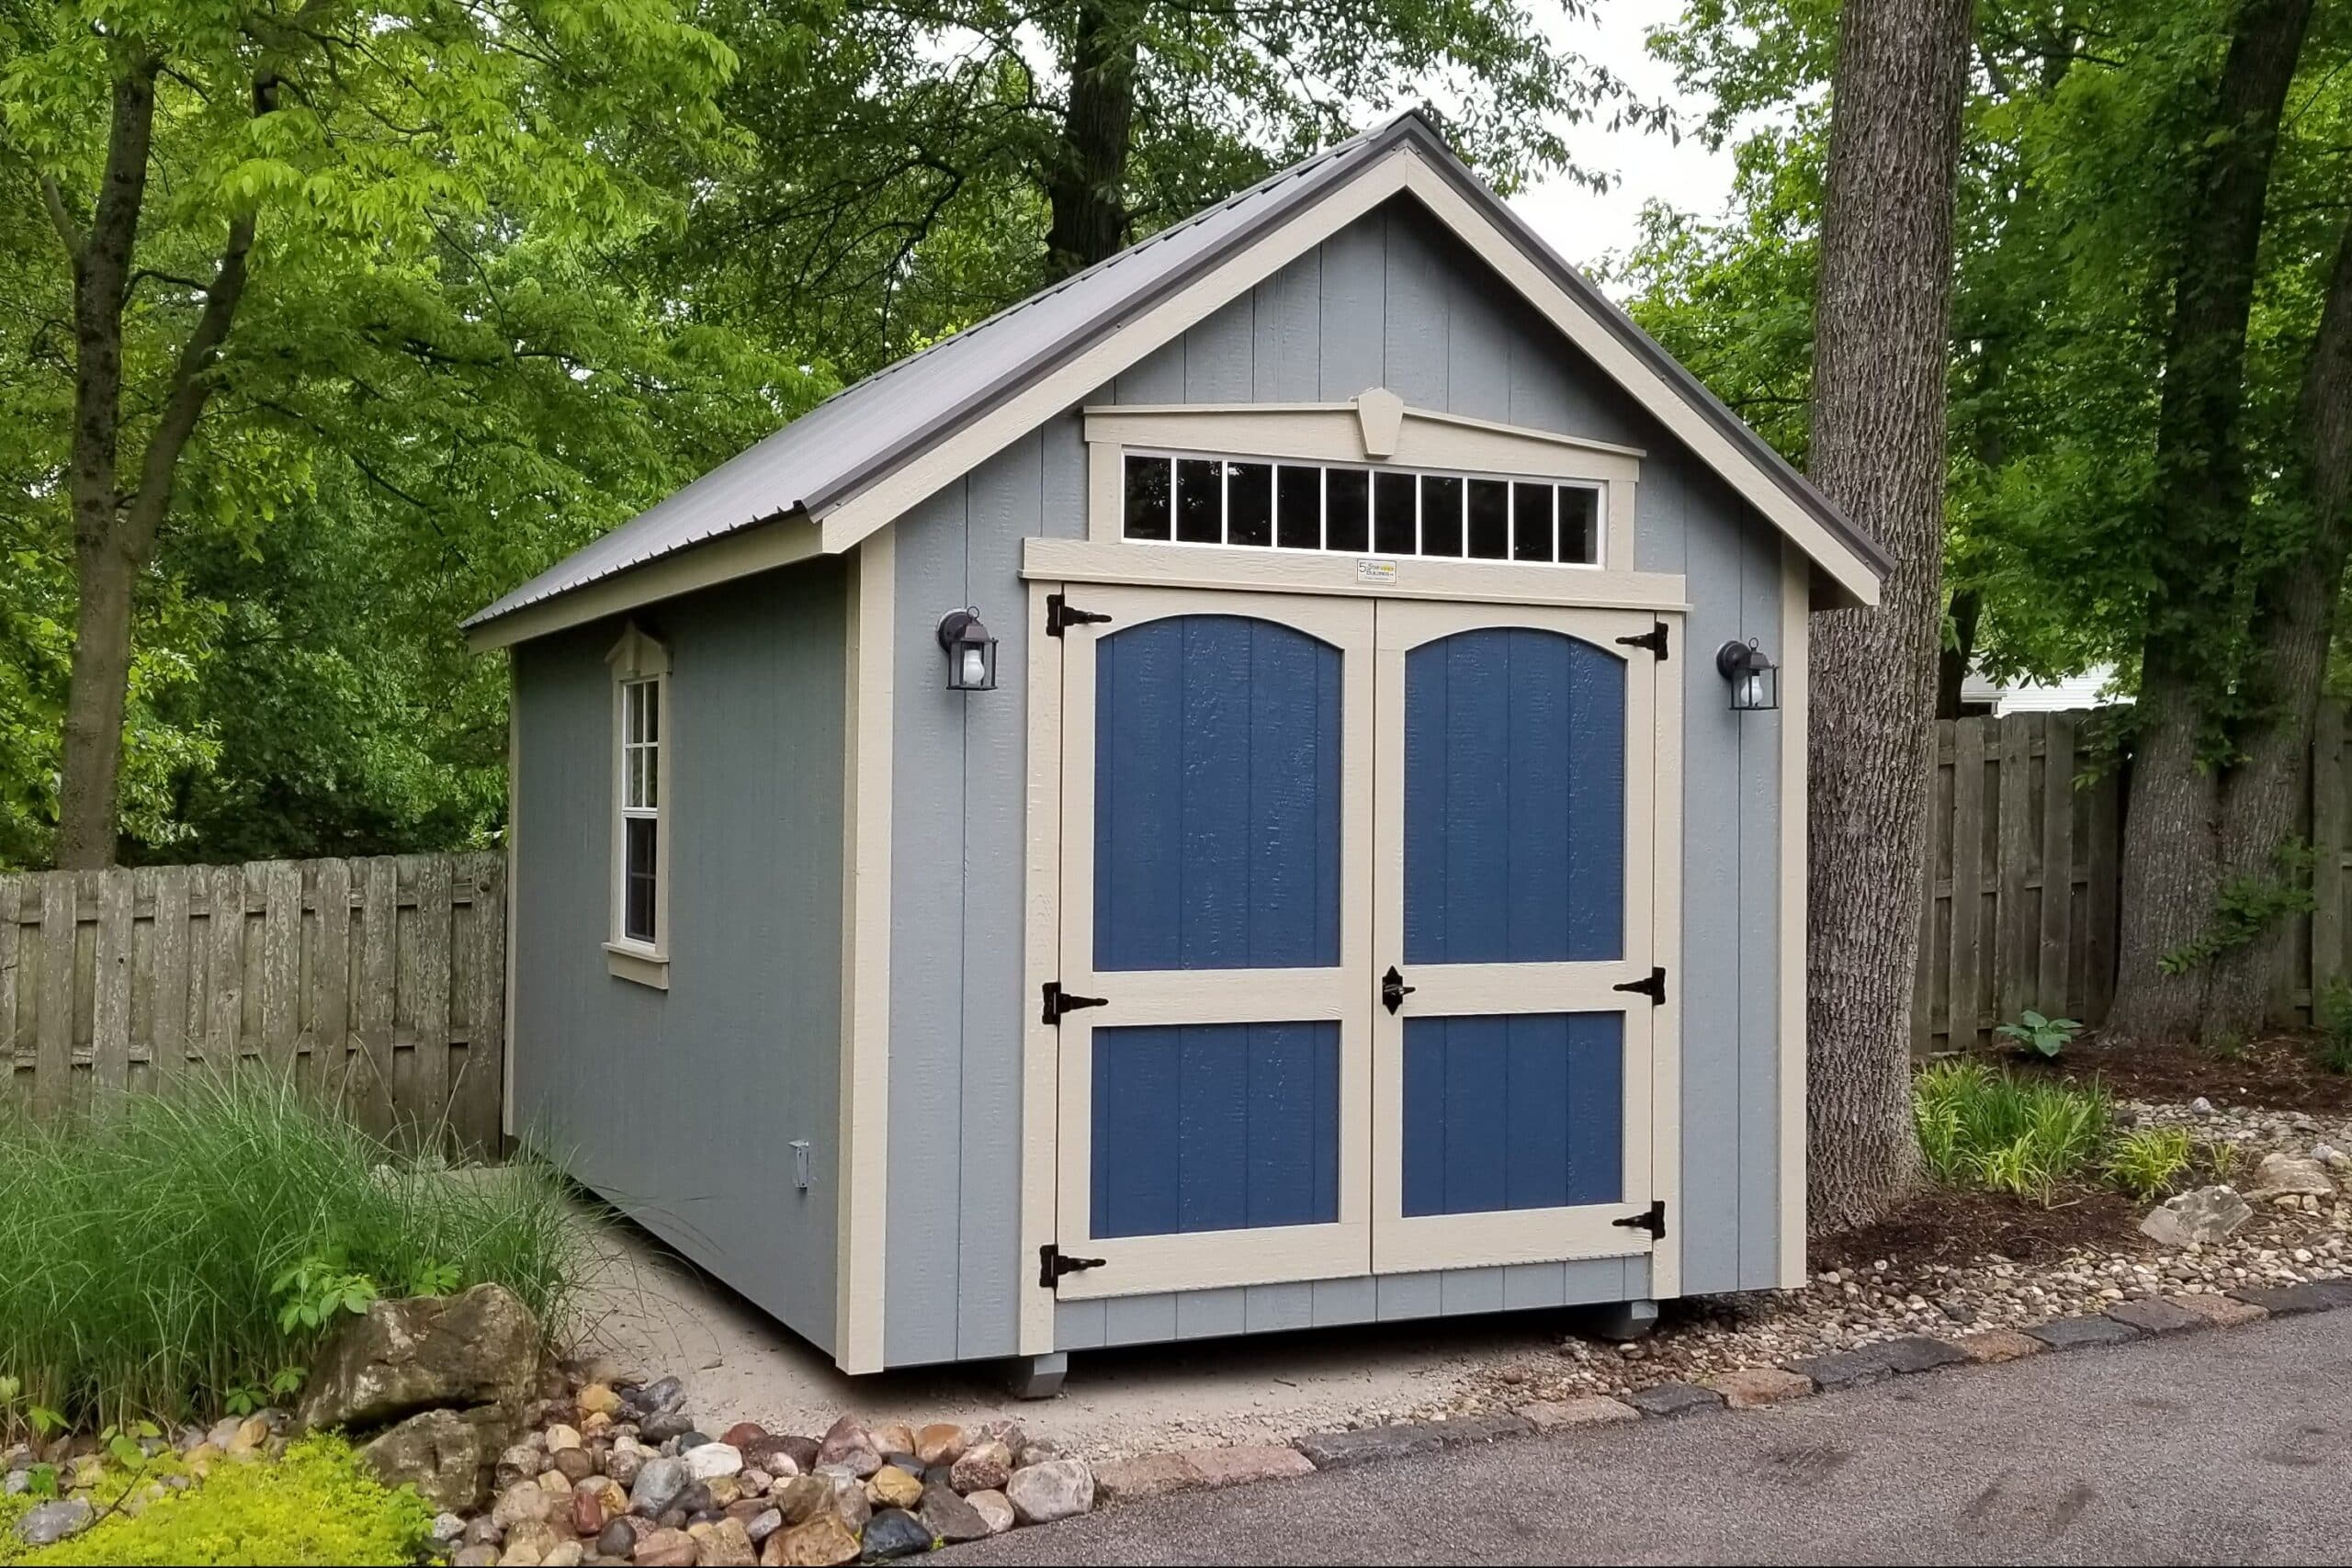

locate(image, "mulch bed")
[[1978, 1032, 2352, 1114], [1811, 1181, 2150, 1273]]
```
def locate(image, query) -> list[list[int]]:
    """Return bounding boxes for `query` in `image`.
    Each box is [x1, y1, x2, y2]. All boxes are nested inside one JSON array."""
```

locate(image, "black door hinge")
[[1042, 981, 1109, 1025], [1615, 623, 1669, 660], [1039, 1245, 1106, 1287], [1612, 965, 1668, 1006], [1612, 1200, 1667, 1240], [1046, 593, 1114, 637]]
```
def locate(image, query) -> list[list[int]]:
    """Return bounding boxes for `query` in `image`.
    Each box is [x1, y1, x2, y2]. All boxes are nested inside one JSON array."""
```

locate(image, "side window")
[[606, 625, 671, 985]]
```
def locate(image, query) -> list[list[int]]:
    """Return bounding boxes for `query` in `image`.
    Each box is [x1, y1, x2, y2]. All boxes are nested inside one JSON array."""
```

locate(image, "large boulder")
[[2140, 1185, 2254, 1247], [299, 1283, 538, 1433], [356, 1405, 512, 1514]]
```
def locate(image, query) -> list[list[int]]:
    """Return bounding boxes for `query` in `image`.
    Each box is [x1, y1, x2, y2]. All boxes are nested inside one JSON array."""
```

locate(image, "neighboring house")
[[1959, 663, 2124, 717], [466, 112, 1890, 1390]]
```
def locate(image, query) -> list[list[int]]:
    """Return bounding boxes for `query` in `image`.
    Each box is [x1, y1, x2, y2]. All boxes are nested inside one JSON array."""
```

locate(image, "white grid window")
[[619, 676, 661, 946], [1121, 453, 1602, 566]]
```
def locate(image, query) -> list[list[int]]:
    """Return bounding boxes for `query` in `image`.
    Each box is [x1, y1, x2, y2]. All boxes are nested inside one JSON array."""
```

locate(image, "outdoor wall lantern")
[[938, 607, 999, 692], [1715, 637, 1779, 712]]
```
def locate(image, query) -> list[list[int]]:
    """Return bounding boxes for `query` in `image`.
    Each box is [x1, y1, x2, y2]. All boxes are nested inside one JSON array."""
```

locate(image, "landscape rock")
[[719, 1423, 770, 1451], [298, 1283, 537, 1433], [358, 1405, 510, 1514], [1294, 1425, 1443, 1469], [683, 1442, 743, 1482], [492, 1483, 564, 1532], [911, 1423, 967, 1468], [735, 1506, 783, 1545], [2139, 1184, 2254, 1247], [690, 1517, 758, 1566], [2023, 1314, 2139, 1350], [947, 1440, 1012, 1494], [1091, 1451, 1197, 1502], [551, 1447, 596, 1484], [965, 1490, 1016, 1536], [605, 1448, 645, 1488], [14, 1499, 95, 1548], [918, 1479, 991, 1543], [768, 1475, 831, 1527], [2104, 1297, 2206, 1336], [2247, 1152, 2336, 1199], [454, 1549, 501, 1568], [811, 1416, 880, 1479], [1874, 1336, 1969, 1374], [577, 1384, 624, 1420], [631, 1525, 699, 1567], [1626, 1382, 1724, 1418], [1182, 1444, 1317, 1487], [870, 1423, 916, 1460], [863, 1508, 933, 1560], [1702, 1367, 1813, 1409], [596, 1520, 637, 1558], [629, 1455, 691, 1517], [2229, 1281, 2335, 1315], [625, 1378, 685, 1420], [541, 1544, 583, 1568], [759, 1511, 859, 1567], [545, 1424, 582, 1452], [1002, 1457, 1094, 1525], [740, 1437, 805, 1480], [865, 1464, 922, 1511], [1951, 1328, 2045, 1363], [1515, 1396, 1640, 1430]]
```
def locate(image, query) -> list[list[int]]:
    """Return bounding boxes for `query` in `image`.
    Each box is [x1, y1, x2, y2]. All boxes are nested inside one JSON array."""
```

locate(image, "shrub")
[[2316, 978, 2352, 1074], [5, 1436, 435, 1567], [2103, 1126, 2194, 1201], [0, 1071, 588, 1437], [1913, 1060, 2110, 1204], [1994, 1009, 2082, 1059]]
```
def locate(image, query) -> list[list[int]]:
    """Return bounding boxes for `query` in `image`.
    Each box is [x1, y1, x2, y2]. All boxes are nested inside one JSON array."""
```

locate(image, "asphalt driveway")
[[944, 1311, 2352, 1564]]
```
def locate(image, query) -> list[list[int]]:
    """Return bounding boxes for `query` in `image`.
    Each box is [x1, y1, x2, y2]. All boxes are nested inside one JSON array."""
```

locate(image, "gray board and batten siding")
[[509, 559, 849, 1354], [882, 195, 1793, 1369]]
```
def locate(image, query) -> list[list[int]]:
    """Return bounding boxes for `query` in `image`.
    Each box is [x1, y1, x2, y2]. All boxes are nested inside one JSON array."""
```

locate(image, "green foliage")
[[1994, 1009, 2083, 1059], [2314, 978, 2352, 1074], [2103, 1125, 2195, 1201], [0, 1071, 588, 1437], [2158, 840, 2318, 975], [1912, 1060, 2111, 1204], [3, 1436, 435, 1567]]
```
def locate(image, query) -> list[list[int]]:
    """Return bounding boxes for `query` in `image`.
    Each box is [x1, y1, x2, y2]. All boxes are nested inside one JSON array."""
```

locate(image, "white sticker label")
[[1356, 558, 1398, 585]]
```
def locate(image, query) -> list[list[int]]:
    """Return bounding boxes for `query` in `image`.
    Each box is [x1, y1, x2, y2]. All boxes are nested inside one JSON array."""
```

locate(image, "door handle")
[[1380, 964, 1417, 1015]]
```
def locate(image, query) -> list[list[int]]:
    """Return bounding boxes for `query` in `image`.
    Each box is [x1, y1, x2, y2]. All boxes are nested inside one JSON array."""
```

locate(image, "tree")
[[1803, 0, 1975, 1229], [0, 0, 740, 867]]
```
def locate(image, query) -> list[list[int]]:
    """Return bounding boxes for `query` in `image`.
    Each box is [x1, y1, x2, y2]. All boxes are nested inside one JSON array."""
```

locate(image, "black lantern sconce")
[[1715, 637, 1779, 712], [938, 607, 998, 692]]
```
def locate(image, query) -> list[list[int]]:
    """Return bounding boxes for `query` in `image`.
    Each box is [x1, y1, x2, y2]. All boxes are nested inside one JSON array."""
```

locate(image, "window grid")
[[619, 677, 661, 946], [1121, 452, 1603, 568]]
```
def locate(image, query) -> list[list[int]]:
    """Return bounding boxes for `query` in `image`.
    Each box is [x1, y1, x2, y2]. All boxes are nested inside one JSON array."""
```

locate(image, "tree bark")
[[2201, 217, 2352, 1041], [54, 62, 266, 869], [1804, 0, 1973, 1233], [1044, 4, 1138, 280], [2107, 0, 2316, 1042]]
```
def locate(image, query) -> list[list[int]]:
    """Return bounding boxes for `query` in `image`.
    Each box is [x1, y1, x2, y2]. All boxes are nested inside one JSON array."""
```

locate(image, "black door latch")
[[1039, 1245, 1106, 1286], [1042, 982, 1109, 1025], [1380, 964, 1418, 1015]]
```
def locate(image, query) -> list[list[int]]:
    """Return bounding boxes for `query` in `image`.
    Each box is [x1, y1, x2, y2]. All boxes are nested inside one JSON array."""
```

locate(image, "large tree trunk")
[[1043, 4, 1138, 280], [2202, 218, 2352, 1041], [53, 64, 158, 869], [1804, 0, 1973, 1234], [2107, 0, 2316, 1042]]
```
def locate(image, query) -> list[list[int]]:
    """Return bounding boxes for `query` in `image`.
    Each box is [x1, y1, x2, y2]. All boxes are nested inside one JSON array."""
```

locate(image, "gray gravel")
[[944, 1312, 2352, 1564]]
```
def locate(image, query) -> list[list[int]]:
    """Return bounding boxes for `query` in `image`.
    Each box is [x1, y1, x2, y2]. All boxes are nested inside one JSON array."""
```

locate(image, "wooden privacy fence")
[[0, 853, 504, 1152], [1914, 705, 2352, 1052]]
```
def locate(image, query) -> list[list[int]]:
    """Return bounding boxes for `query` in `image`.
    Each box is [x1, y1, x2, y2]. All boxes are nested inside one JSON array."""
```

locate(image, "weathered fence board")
[[1915, 704, 2352, 1051], [0, 852, 503, 1153]]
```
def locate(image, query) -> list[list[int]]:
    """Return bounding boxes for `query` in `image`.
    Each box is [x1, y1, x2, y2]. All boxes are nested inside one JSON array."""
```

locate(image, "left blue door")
[[1055, 587, 1374, 1298]]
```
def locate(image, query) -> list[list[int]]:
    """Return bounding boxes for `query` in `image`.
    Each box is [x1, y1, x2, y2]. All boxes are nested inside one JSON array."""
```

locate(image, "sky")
[[1506, 0, 1740, 289]]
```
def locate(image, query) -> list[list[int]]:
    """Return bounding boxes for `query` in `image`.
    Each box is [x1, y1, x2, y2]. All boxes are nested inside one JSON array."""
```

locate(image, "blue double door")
[[1054, 586, 1666, 1298]]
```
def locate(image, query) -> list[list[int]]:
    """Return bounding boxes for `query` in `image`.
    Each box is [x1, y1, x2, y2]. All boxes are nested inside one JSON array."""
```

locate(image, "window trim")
[[606, 624, 672, 989]]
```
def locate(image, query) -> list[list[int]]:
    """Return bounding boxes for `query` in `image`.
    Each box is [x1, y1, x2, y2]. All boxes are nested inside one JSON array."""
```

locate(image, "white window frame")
[[606, 624, 672, 989]]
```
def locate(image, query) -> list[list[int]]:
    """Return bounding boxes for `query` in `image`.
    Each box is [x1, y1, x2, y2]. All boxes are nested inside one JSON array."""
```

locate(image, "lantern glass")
[[1716, 638, 1779, 712], [938, 609, 999, 692]]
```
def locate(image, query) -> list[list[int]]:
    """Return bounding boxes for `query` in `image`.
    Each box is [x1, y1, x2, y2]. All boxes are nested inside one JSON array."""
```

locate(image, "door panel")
[[1057, 587, 1374, 1298], [1372, 601, 1662, 1274]]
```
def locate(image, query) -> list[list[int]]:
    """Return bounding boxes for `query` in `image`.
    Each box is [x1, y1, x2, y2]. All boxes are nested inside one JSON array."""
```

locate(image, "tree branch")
[[40, 173, 83, 265]]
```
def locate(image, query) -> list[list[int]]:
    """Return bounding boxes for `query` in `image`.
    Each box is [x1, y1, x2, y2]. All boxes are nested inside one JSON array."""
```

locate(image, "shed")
[[467, 112, 1889, 1391]]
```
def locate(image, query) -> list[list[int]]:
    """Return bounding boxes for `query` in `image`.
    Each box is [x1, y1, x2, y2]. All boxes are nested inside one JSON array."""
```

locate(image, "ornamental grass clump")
[[1912, 1059, 2111, 1204], [0, 1071, 586, 1437]]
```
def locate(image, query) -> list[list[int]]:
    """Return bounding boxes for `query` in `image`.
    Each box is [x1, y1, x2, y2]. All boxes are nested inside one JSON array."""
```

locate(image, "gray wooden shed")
[[467, 113, 1888, 1389]]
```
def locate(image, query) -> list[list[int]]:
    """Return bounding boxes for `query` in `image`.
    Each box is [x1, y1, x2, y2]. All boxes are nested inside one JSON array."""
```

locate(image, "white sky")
[[1506, 0, 1739, 292]]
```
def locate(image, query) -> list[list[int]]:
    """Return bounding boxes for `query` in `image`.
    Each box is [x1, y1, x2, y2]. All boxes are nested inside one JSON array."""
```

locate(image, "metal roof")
[[468, 112, 1886, 634]]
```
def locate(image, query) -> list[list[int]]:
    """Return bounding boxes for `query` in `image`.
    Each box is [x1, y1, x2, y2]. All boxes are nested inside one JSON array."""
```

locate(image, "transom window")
[[1122, 453, 1601, 567], [619, 677, 662, 946]]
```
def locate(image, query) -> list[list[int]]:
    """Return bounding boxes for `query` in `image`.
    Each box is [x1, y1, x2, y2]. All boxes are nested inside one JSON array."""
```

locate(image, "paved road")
[[946, 1313, 2352, 1564]]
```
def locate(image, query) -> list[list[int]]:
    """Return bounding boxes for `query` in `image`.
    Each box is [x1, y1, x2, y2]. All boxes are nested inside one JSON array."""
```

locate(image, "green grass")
[[1, 1436, 435, 1567], [0, 1071, 588, 1438], [1913, 1059, 2111, 1204], [2102, 1125, 2194, 1201]]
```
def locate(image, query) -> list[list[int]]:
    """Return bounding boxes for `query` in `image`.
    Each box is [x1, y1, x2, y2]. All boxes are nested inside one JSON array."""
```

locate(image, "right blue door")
[[1372, 601, 1668, 1274]]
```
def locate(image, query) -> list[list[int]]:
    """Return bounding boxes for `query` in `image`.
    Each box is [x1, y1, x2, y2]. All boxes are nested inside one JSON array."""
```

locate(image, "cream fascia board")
[[811, 147, 1880, 604], [466, 519, 823, 652], [1023, 536, 1687, 613], [1776, 541, 1811, 1289], [1083, 402, 1645, 473]]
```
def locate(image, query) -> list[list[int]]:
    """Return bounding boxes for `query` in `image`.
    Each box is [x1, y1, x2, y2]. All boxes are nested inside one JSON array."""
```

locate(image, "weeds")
[[0, 1072, 587, 1438], [2316, 978, 2352, 1074]]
